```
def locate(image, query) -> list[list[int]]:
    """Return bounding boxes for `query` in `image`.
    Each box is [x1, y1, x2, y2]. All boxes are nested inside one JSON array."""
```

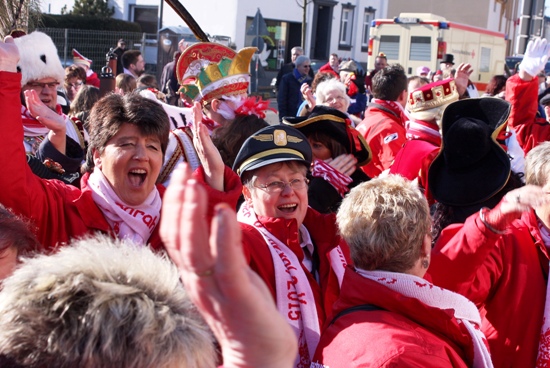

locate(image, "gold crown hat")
[[176, 42, 256, 104], [408, 78, 459, 113]]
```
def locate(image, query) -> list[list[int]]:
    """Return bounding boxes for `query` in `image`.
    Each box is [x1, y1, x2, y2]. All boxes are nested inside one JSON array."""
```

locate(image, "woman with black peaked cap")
[[428, 97, 524, 241], [427, 97, 550, 367], [283, 105, 371, 213], [190, 109, 350, 367]]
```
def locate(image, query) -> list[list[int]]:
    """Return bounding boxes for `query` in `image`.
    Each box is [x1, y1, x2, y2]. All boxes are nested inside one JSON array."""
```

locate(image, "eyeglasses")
[[66, 81, 84, 89], [26, 81, 60, 90], [302, 65, 311, 68], [254, 178, 309, 193]]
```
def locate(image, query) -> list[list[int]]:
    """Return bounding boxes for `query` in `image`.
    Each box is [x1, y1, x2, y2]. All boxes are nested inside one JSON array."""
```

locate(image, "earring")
[[421, 258, 430, 269]]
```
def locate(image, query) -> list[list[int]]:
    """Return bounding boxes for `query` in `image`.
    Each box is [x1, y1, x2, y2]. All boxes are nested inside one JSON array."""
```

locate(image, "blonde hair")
[[337, 175, 431, 272], [525, 141, 550, 186], [0, 235, 216, 368], [116, 73, 137, 94]]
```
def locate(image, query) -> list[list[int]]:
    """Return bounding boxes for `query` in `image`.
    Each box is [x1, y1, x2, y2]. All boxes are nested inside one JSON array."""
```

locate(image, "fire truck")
[[367, 13, 507, 90]]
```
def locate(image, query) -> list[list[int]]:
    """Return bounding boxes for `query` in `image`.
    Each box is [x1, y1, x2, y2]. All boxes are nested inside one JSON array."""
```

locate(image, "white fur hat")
[[14, 31, 65, 87]]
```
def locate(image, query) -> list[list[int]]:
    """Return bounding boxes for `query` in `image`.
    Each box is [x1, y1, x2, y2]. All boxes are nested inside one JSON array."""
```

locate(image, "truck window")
[[410, 36, 431, 61], [380, 35, 399, 60], [480, 47, 491, 73]]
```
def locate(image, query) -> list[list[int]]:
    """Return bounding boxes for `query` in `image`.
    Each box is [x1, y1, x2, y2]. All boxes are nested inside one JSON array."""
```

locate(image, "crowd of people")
[[2, 26, 550, 368]]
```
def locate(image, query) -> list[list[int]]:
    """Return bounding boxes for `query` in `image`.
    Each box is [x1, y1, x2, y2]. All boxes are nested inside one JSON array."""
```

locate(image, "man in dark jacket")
[[275, 46, 314, 91], [277, 55, 312, 121]]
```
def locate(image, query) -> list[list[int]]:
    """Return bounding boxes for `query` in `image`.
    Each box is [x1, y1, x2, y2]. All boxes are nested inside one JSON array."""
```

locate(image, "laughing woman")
[[0, 36, 169, 251], [190, 102, 350, 366]]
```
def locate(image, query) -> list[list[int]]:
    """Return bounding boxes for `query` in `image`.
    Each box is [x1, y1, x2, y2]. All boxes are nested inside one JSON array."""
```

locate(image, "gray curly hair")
[[0, 235, 216, 368]]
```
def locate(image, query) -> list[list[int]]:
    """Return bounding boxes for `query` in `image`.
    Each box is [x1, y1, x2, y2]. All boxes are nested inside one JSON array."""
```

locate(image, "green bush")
[[39, 14, 142, 32]]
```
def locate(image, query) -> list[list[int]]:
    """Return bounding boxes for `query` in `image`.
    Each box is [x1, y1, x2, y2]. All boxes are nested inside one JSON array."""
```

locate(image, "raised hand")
[[160, 164, 298, 368], [325, 153, 358, 176], [454, 63, 473, 97], [191, 101, 225, 191], [301, 82, 315, 109], [0, 36, 19, 73], [519, 38, 550, 78]]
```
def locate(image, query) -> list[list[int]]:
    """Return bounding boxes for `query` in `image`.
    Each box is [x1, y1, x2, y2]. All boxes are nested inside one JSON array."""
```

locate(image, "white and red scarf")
[[356, 269, 493, 368], [405, 119, 442, 146], [237, 203, 346, 368], [536, 221, 550, 367], [370, 98, 410, 123], [21, 105, 50, 137], [311, 159, 353, 197], [88, 168, 161, 245]]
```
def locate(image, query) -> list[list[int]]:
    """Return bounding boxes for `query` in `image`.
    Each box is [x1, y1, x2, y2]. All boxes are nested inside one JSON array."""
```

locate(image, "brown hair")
[[116, 73, 137, 94], [212, 115, 269, 168], [0, 204, 41, 256], [64, 65, 86, 84], [84, 93, 170, 172], [372, 64, 407, 100], [307, 130, 347, 158]]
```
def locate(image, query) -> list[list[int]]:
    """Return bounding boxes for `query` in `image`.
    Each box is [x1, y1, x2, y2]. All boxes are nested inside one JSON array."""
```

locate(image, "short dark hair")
[[121, 50, 141, 69], [372, 64, 407, 100], [84, 93, 170, 172]]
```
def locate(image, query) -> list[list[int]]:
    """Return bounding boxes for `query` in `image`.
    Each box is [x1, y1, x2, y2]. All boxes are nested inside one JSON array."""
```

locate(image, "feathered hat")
[[14, 31, 65, 87], [72, 48, 92, 68], [176, 42, 256, 104]]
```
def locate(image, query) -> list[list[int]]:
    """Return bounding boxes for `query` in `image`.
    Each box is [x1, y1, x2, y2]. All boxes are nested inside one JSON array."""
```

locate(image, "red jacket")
[[356, 105, 406, 178], [318, 62, 339, 78], [389, 134, 440, 205], [312, 268, 472, 367], [201, 166, 351, 323], [0, 71, 164, 252], [506, 73, 550, 154], [429, 211, 548, 368]]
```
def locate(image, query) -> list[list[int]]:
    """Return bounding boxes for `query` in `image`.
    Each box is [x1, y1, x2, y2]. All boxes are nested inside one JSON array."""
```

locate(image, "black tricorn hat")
[[232, 125, 312, 177], [428, 98, 511, 206], [440, 54, 455, 65], [282, 105, 372, 167]]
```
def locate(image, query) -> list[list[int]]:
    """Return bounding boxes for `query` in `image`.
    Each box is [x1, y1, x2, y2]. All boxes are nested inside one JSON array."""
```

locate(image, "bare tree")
[[1, 0, 41, 36], [296, 0, 312, 50]]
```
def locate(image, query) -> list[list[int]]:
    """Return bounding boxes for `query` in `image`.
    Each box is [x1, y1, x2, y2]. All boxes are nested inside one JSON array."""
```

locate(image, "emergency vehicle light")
[[394, 17, 420, 24], [439, 22, 449, 29]]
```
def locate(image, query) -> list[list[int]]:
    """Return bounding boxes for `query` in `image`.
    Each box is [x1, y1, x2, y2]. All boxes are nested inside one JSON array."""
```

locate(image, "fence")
[[34, 28, 160, 77]]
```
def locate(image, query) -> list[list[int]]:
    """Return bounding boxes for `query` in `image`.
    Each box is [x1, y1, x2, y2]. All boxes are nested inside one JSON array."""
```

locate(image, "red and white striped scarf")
[[356, 269, 493, 368], [405, 119, 442, 146], [21, 105, 50, 137], [237, 203, 346, 368], [371, 98, 410, 123], [311, 159, 353, 197]]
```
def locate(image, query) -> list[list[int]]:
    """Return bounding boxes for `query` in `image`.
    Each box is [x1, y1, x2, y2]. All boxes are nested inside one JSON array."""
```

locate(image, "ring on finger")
[[194, 268, 215, 277]]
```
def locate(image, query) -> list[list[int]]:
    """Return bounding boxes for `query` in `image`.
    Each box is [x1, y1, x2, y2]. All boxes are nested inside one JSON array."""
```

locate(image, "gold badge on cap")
[[274, 129, 288, 146]]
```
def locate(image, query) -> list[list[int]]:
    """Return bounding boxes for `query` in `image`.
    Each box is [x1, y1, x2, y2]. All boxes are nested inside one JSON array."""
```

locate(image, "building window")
[[130, 5, 158, 34], [339, 4, 355, 50], [361, 7, 375, 52]]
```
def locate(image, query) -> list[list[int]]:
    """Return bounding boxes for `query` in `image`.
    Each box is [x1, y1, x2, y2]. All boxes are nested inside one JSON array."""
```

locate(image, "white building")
[[41, 0, 387, 69]]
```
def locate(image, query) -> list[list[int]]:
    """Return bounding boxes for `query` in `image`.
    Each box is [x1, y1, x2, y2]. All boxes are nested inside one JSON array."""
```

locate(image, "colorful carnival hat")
[[176, 42, 256, 104], [283, 105, 371, 167], [72, 49, 92, 68], [408, 78, 459, 113], [428, 98, 511, 206], [14, 31, 65, 87], [232, 125, 312, 177]]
